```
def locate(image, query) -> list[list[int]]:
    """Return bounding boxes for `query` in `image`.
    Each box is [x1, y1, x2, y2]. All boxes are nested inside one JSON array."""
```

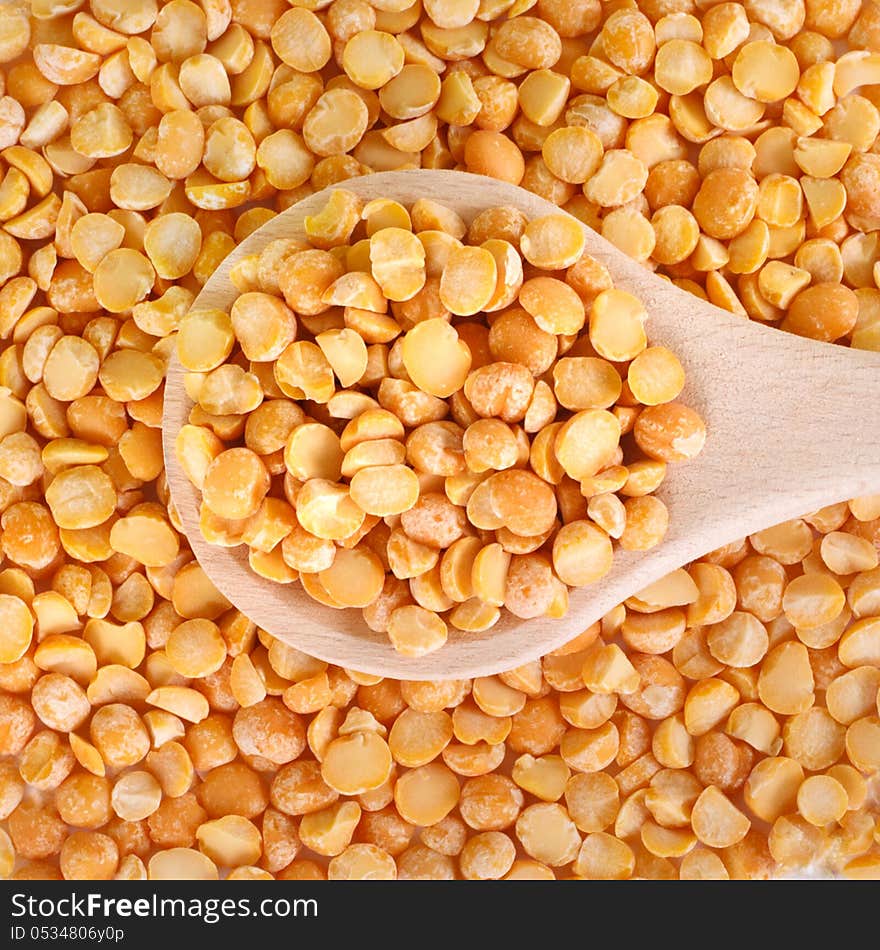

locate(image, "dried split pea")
[[388, 606, 448, 658], [521, 215, 585, 270], [401, 320, 472, 398]]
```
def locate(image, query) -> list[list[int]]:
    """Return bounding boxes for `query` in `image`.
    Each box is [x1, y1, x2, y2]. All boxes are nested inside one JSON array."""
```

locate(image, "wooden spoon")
[[162, 170, 880, 680]]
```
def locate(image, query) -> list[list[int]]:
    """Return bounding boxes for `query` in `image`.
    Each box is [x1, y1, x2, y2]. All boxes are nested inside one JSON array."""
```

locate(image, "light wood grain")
[[162, 170, 880, 680]]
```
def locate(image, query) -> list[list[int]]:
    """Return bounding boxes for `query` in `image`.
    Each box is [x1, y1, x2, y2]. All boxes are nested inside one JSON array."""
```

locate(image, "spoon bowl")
[[162, 170, 880, 679]]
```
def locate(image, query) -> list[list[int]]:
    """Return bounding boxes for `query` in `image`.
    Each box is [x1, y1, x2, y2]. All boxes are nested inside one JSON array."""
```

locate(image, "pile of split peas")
[[0, 0, 878, 883], [177, 189, 706, 656]]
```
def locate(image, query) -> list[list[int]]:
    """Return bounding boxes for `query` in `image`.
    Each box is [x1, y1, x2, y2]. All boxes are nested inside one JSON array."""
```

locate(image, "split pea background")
[[0, 0, 878, 882]]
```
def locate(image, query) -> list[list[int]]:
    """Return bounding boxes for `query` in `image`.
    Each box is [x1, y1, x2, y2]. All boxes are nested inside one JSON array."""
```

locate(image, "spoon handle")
[[753, 337, 880, 498], [656, 306, 880, 561]]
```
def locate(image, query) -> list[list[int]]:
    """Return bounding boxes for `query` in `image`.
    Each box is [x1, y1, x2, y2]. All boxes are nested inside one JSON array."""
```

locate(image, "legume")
[[0, 0, 877, 884]]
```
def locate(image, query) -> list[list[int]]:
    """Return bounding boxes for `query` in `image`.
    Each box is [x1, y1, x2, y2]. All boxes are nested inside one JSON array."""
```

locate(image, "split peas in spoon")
[[176, 189, 706, 657]]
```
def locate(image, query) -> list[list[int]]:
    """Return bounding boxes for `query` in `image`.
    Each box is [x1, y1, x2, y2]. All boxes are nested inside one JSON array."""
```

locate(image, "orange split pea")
[[177, 190, 704, 654]]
